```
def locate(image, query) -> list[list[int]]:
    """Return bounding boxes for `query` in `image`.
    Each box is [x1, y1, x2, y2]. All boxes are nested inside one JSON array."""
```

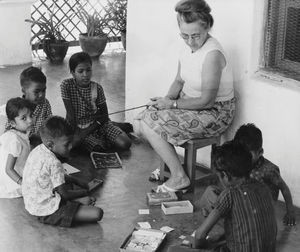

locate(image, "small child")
[[195, 141, 277, 251], [234, 123, 296, 226], [22, 116, 103, 227], [3, 66, 52, 146], [60, 52, 131, 152], [0, 98, 33, 198]]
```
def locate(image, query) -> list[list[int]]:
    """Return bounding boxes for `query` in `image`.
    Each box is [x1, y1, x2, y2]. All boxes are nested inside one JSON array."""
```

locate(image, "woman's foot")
[[164, 175, 190, 190], [153, 176, 191, 193]]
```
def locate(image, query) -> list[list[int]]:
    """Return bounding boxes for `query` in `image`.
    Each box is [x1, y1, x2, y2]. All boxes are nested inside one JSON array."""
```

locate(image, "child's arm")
[[62, 99, 76, 126], [94, 103, 109, 124], [55, 183, 88, 201], [193, 208, 222, 248], [5, 154, 22, 185], [278, 176, 296, 225]]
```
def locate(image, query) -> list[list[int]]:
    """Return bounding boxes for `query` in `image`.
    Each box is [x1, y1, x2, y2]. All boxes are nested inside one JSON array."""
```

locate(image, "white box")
[[161, 200, 193, 215]]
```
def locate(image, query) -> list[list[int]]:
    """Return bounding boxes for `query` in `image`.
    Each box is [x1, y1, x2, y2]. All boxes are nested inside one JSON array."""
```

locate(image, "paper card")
[[182, 240, 190, 246], [62, 163, 80, 174], [160, 226, 174, 233], [179, 235, 186, 240], [138, 209, 150, 215], [137, 222, 152, 229]]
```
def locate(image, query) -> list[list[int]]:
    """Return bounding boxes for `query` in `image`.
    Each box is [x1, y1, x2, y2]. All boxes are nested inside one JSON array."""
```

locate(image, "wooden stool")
[[160, 136, 221, 191]]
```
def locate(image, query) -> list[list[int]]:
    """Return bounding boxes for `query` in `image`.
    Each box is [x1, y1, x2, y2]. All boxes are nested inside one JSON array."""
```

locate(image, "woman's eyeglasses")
[[179, 33, 202, 41]]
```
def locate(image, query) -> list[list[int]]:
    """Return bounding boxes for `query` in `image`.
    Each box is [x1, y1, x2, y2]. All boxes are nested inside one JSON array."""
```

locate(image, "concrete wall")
[[0, 0, 34, 65], [126, 0, 300, 206]]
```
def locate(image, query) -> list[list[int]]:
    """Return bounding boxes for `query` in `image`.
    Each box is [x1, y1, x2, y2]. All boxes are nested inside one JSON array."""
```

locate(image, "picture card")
[[138, 209, 150, 215], [90, 152, 122, 169], [160, 226, 174, 233], [137, 222, 152, 229], [62, 163, 80, 174]]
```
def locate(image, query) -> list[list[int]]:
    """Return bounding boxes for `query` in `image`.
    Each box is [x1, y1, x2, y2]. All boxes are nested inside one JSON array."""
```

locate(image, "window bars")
[[264, 0, 300, 80]]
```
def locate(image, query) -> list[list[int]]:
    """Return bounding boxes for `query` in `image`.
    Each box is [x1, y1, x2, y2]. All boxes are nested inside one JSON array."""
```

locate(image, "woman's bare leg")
[[140, 121, 190, 189], [73, 205, 103, 223]]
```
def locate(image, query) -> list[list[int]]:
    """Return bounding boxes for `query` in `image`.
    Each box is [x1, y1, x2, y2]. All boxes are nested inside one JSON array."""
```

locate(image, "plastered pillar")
[[0, 0, 36, 65]]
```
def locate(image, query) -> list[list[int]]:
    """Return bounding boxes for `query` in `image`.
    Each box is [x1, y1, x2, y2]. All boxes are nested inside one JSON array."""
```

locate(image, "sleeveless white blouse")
[[179, 37, 234, 102]]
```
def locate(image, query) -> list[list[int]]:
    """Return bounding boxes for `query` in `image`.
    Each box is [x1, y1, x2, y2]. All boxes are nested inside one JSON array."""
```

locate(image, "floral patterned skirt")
[[139, 98, 235, 146]]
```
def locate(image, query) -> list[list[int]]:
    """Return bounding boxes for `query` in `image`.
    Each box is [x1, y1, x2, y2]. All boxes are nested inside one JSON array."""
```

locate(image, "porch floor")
[[0, 46, 299, 252]]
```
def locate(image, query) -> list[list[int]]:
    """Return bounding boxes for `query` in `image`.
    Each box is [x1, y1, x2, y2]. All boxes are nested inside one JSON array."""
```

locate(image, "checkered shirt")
[[60, 78, 106, 127], [31, 98, 52, 135]]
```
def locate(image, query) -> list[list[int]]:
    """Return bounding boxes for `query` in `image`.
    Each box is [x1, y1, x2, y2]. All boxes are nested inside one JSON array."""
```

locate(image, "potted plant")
[[107, 0, 127, 50], [77, 7, 110, 57], [25, 9, 69, 63]]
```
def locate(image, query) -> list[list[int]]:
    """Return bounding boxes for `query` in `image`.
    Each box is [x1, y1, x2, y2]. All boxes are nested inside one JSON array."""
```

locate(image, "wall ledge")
[[252, 69, 300, 93], [0, 0, 35, 4]]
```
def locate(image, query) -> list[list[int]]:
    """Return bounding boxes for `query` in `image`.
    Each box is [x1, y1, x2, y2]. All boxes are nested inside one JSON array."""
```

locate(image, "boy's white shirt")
[[22, 144, 66, 216]]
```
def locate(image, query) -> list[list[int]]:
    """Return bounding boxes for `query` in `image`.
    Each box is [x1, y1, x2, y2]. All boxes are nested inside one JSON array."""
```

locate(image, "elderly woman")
[[137, 0, 235, 192]]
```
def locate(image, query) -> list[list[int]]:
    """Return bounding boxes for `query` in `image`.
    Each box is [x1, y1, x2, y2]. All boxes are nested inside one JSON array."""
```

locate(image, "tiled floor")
[[0, 46, 299, 252]]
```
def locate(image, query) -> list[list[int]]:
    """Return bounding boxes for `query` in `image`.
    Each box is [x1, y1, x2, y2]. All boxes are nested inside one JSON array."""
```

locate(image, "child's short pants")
[[37, 201, 81, 227]]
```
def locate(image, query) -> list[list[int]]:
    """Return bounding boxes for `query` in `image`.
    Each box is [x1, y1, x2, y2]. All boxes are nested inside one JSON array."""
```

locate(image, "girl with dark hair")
[[60, 52, 131, 153], [0, 97, 33, 198]]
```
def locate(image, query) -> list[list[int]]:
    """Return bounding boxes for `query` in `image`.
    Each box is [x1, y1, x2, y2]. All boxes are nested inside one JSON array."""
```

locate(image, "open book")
[[90, 152, 122, 169]]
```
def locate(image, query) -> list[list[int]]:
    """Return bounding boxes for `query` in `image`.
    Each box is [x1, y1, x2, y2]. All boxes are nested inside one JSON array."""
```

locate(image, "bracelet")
[[17, 177, 22, 185], [172, 100, 178, 109]]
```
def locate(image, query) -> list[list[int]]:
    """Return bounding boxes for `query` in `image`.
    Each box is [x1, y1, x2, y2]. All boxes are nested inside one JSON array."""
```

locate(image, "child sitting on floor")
[[22, 116, 103, 227], [0, 98, 33, 198], [1, 67, 52, 147], [195, 141, 277, 251], [60, 52, 131, 153], [234, 123, 296, 225]]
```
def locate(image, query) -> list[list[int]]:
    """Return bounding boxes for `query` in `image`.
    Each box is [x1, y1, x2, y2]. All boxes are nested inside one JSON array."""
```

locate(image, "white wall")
[[126, 0, 300, 206], [0, 0, 34, 65]]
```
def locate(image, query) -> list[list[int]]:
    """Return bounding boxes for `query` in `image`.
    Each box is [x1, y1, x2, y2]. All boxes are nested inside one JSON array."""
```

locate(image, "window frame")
[[263, 0, 300, 81]]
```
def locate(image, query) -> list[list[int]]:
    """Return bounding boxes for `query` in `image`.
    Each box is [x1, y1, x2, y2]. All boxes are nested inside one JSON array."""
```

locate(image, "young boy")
[[234, 123, 296, 226], [195, 141, 277, 251], [22, 116, 103, 227], [2, 67, 52, 146]]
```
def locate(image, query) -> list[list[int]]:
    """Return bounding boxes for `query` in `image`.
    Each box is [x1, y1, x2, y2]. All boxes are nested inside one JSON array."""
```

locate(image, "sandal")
[[149, 168, 160, 182], [152, 183, 190, 194]]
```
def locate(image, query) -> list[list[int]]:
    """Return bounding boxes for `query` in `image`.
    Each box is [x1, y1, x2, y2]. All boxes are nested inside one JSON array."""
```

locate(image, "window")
[[264, 0, 300, 80]]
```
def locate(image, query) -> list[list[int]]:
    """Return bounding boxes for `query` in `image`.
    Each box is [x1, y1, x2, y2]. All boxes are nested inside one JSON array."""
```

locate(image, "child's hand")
[[76, 196, 96, 206], [283, 211, 296, 226]]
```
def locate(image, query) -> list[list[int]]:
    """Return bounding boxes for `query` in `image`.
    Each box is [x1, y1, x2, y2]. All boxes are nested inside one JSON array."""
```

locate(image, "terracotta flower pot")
[[43, 40, 69, 64], [79, 34, 108, 57]]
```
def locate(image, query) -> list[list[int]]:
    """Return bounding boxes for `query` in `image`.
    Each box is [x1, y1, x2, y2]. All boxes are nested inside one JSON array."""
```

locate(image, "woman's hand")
[[147, 97, 173, 110]]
